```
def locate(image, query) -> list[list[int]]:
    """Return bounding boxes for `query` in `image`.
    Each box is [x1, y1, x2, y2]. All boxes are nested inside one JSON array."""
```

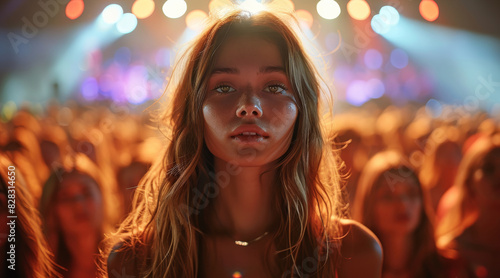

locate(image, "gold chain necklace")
[[233, 231, 270, 246], [211, 205, 271, 246]]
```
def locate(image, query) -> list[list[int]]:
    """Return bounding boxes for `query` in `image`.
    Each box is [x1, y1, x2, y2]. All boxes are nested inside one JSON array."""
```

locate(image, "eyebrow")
[[210, 66, 286, 75]]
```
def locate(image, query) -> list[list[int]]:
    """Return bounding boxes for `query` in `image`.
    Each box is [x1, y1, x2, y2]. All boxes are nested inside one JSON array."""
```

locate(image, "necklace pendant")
[[235, 240, 249, 246]]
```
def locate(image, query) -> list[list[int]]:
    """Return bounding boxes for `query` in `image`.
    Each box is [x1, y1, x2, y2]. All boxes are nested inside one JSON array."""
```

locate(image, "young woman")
[[40, 154, 110, 278], [352, 150, 470, 278], [102, 10, 382, 278], [436, 135, 500, 278], [0, 152, 60, 277]]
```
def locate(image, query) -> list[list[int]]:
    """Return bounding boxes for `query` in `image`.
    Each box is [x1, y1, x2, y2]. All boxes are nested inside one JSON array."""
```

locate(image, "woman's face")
[[55, 174, 103, 237], [372, 174, 422, 236], [203, 36, 298, 167]]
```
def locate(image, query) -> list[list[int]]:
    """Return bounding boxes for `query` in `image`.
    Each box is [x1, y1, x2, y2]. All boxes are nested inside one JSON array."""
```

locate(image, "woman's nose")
[[236, 94, 263, 118]]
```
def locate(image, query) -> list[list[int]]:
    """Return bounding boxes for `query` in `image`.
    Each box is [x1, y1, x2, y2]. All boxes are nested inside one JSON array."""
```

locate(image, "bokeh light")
[[390, 48, 409, 69], [295, 9, 314, 29], [380, 6, 400, 26], [364, 49, 383, 70], [208, 0, 232, 16], [132, 0, 155, 19], [162, 0, 187, 19], [371, 6, 399, 34], [102, 4, 123, 24], [346, 80, 371, 106], [116, 13, 138, 34], [126, 65, 149, 104], [347, 0, 370, 21], [186, 10, 208, 31], [425, 99, 442, 118], [81, 77, 99, 101], [240, 0, 265, 14], [65, 0, 84, 20], [419, 0, 439, 22], [371, 14, 390, 35], [317, 0, 341, 20], [232, 271, 242, 278], [367, 78, 385, 99]]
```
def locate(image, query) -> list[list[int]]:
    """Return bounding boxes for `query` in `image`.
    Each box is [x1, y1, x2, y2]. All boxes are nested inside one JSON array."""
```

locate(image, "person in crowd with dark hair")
[[353, 150, 468, 278], [436, 135, 500, 278], [40, 154, 110, 278]]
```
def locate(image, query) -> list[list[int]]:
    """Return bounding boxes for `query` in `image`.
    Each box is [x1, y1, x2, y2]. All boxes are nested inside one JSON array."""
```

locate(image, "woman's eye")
[[214, 85, 235, 94], [265, 84, 286, 94]]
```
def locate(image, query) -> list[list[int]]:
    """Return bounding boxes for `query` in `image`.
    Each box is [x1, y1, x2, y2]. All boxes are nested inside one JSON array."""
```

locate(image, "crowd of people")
[[1, 6, 499, 277], [0, 98, 498, 277]]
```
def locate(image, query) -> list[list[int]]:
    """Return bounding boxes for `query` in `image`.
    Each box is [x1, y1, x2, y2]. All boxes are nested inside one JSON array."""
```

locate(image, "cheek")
[[373, 203, 393, 226], [411, 199, 422, 214], [268, 101, 297, 130], [56, 205, 74, 223], [203, 106, 223, 152]]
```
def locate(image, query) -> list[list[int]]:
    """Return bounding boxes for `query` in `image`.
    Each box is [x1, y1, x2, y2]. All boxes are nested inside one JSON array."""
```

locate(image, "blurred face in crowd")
[[55, 173, 103, 237], [372, 172, 422, 236], [472, 147, 500, 210], [203, 35, 298, 167]]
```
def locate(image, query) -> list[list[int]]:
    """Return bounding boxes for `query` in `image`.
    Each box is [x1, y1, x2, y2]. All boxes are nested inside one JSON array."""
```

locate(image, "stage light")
[[380, 6, 400, 26], [371, 5, 399, 34], [240, 0, 265, 14], [364, 49, 383, 70], [102, 4, 123, 24], [132, 0, 155, 19], [162, 0, 187, 19], [347, 0, 370, 21], [186, 10, 208, 31], [66, 0, 84, 20], [371, 14, 390, 34], [390, 48, 409, 69], [295, 9, 313, 29], [116, 13, 138, 34], [317, 0, 341, 20], [419, 0, 439, 22]]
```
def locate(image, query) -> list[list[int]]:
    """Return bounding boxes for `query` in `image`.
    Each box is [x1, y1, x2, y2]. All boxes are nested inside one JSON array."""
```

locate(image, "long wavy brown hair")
[[0, 152, 61, 277], [100, 9, 347, 277]]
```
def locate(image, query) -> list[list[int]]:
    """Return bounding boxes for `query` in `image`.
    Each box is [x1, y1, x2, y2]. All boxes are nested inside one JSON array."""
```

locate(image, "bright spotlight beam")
[[381, 16, 500, 113]]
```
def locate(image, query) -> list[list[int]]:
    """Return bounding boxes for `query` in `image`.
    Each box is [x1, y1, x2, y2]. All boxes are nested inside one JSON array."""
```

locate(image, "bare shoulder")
[[337, 219, 383, 278]]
